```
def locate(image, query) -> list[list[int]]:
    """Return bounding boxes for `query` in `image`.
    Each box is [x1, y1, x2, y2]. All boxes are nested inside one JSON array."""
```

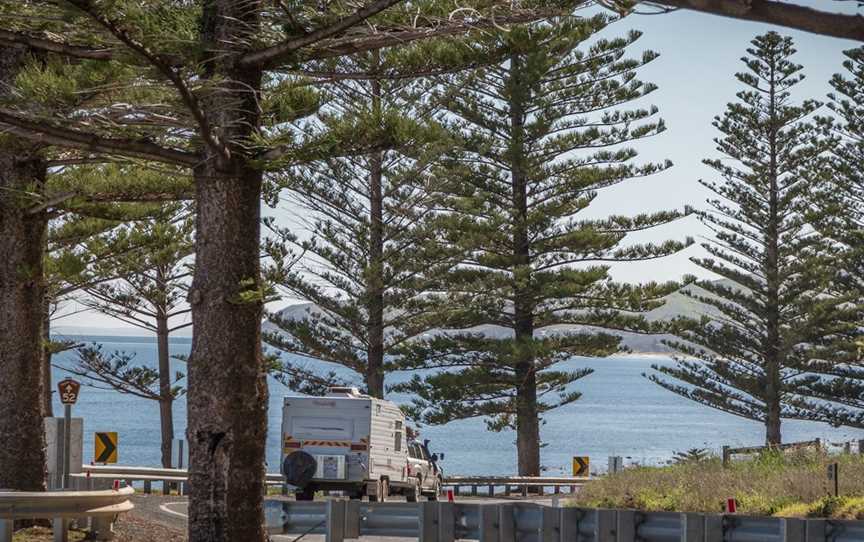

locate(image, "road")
[[130, 493, 569, 541]]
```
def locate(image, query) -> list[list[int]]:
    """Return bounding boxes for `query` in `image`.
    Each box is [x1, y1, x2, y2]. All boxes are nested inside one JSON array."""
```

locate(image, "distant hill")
[[265, 281, 729, 355]]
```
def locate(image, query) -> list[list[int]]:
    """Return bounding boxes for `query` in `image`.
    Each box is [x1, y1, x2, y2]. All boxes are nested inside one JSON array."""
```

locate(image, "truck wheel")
[[427, 479, 441, 501], [406, 478, 421, 503], [295, 488, 314, 501], [369, 479, 388, 502]]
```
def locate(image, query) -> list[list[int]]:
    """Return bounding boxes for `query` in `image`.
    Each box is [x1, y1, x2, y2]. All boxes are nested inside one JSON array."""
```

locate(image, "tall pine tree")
[[793, 47, 864, 428], [67, 202, 193, 468], [649, 32, 846, 446], [394, 15, 689, 476], [264, 51, 454, 398]]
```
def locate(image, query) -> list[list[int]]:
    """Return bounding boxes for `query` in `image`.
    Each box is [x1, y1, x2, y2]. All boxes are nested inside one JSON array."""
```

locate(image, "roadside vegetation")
[[573, 451, 864, 518]]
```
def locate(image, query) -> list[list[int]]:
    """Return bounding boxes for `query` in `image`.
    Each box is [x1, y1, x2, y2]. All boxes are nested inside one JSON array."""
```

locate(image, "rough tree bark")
[[0, 46, 48, 492], [366, 65, 385, 399], [42, 298, 54, 417], [509, 53, 541, 477], [185, 3, 268, 539], [156, 305, 174, 468], [764, 57, 782, 447]]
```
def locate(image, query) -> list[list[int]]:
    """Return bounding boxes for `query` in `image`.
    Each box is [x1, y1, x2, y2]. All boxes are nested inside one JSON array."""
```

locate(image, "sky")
[[59, 1, 863, 333]]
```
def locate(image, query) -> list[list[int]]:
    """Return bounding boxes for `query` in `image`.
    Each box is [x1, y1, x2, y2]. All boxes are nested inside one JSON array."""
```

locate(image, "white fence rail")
[[0, 486, 134, 542], [264, 500, 864, 542]]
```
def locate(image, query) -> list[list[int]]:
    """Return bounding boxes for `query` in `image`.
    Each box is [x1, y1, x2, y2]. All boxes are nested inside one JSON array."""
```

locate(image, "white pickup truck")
[[280, 387, 443, 501]]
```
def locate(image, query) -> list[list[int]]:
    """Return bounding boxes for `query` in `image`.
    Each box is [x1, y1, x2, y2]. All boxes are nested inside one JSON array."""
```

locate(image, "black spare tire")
[[282, 451, 317, 488]]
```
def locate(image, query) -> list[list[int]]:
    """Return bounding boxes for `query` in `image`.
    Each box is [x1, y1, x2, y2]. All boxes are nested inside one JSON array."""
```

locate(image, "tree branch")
[[63, 0, 230, 162], [0, 110, 200, 166], [645, 0, 864, 41], [0, 29, 114, 60], [295, 10, 559, 62], [239, 0, 406, 69]]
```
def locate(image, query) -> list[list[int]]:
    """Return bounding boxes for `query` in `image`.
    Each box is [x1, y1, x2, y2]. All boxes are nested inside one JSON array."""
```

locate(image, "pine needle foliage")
[[392, 15, 690, 475], [263, 51, 455, 398]]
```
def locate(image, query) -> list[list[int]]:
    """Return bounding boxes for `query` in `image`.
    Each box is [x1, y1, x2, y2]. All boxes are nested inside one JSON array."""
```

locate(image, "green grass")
[[571, 450, 864, 518]]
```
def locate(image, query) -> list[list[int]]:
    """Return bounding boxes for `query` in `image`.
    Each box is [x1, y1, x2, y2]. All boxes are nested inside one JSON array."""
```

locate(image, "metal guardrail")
[[0, 486, 134, 542], [264, 500, 864, 542], [722, 439, 823, 466], [78, 465, 584, 498], [75, 464, 283, 494], [443, 476, 588, 497]]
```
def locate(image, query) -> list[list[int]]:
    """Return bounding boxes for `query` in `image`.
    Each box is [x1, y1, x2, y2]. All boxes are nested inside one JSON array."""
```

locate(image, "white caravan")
[[280, 387, 443, 501]]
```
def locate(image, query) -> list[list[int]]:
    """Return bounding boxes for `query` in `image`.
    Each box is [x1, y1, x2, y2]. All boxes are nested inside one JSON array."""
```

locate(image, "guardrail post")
[[325, 500, 345, 542], [53, 517, 69, 542], [437, 502, 455, 542], [616, 509, 637, 541], [681, 513, 705, 541], [704, 515, 723, 542], [419, 502, 438, 542], [143, 480, 151, 495], [498, 504, 516, 542], [559, 507, 580, 541], [540, 504, 560, 542], [479, 503, 500, 542], [0, 519, 11, 542], [781, 517, 805, 542], [595, 510, 616, 542], [344, 500, 361, 539], [804, 519, 826, 542]]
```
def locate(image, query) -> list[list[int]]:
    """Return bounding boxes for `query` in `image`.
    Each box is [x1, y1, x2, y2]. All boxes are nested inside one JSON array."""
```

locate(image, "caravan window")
[[291, 417, 354, 440], [394, 421, 403, 451]]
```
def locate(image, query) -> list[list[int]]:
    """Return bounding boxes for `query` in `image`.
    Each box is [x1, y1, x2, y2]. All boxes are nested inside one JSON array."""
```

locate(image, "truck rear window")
[[292, 417, 354, 440]]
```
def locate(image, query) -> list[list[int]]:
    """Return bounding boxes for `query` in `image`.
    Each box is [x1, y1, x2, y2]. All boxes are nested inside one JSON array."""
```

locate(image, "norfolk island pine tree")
[[792, 46, 864, 429], [263, 48, 463, 399], [392, 14, 692, 477], [648, 32, 857, 446]]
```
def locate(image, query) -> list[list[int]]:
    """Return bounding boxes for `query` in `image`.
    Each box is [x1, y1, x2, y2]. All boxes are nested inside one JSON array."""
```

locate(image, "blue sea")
[[51, 335, 861, 476]]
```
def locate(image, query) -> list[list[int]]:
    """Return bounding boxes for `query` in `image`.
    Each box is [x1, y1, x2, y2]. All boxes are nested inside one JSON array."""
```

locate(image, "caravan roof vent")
[[327, 386, 365, 397]]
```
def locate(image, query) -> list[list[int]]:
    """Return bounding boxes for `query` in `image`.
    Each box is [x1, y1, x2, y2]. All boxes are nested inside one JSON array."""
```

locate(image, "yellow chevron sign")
[[94, 432, 118, 464], [572, 456, 589, 477]]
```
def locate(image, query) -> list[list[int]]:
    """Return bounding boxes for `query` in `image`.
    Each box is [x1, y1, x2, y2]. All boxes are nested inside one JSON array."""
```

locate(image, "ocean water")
[[51, 335, 861, 476]]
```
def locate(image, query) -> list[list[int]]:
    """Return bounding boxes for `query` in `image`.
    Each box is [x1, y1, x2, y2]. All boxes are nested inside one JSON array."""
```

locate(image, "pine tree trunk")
[[366, 68, 386, 399], [509, 53, 541, 477], [156, 309, 174, 468], [42, 297, 53, 417], [187, 5, 267, 537], [764, 55, 783, 447], [0, 48, 48, 492], [186, 163, 267, 542]]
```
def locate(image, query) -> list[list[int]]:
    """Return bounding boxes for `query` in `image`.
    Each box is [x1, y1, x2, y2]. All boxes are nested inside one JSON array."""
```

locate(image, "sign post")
[[57, 378, 80, 489], [827, 462, 839, 497]]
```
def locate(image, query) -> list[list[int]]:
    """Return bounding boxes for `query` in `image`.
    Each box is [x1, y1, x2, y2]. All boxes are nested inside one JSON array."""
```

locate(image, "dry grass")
[[12, 527, 85, 542], [571, 451, 864, 518]]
